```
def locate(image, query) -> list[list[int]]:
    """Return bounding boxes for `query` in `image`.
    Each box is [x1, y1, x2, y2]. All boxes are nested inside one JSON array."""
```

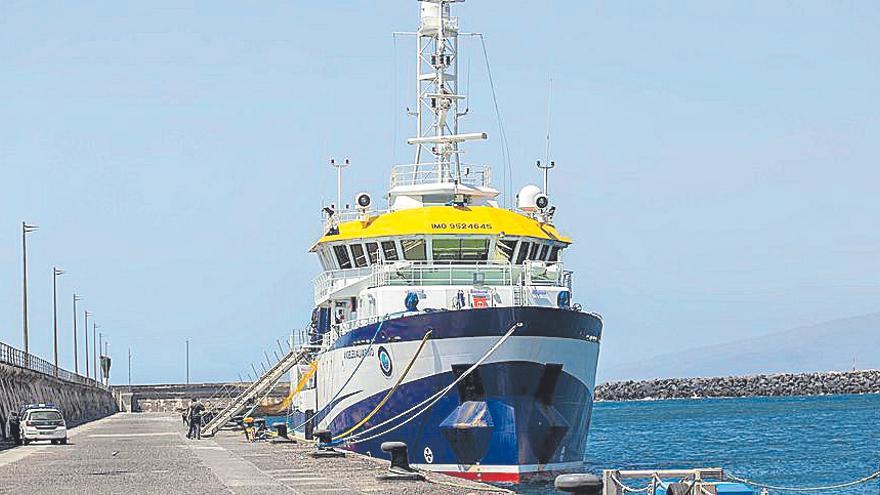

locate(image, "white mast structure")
[[408, 0, 486, 185], [388, 0, 498, 211]]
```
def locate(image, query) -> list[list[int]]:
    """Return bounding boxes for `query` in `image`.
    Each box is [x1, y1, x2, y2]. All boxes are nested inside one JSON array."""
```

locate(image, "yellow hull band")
[[315, 205, 571, 246]]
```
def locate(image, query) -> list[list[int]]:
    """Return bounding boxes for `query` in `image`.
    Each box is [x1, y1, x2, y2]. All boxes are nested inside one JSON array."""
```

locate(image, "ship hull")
[[295, 306, 602, 483]]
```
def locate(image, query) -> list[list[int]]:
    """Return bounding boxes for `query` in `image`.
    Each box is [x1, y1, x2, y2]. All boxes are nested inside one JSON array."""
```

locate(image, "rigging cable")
[[544, 77, 553, 166], [341, 322, 523, 446], [478, 35, 513, 208], [392, 33, 399, 165]]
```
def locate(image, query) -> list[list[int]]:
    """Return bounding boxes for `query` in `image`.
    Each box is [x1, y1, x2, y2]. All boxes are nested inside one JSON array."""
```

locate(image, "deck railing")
[[389, 163, 491, 189], [314, 261, 571, 303], [0, 340, 105, 389]]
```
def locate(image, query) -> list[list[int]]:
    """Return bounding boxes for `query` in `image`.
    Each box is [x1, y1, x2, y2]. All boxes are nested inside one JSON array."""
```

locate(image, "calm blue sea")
[[522, 394, 880, 494]]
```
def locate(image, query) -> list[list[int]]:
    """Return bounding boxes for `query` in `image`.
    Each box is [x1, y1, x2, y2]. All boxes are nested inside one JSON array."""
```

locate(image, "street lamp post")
[[21, 222, 38, 362], [93, 323, 99, 381], [128, 347, 132, 386], [106, 341, 110, 385], [52, 267, 65, 376], [185, 339, 190, 385], [72, 294, 82, 374], [84, 310, 91, 380]]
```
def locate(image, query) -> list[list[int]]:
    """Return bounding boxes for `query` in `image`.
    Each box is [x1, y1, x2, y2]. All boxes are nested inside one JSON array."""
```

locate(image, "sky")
[[1, 1, 877, 384]]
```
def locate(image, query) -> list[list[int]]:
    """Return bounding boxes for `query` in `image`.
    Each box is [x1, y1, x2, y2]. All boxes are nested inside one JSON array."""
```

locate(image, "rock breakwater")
[[595, 369, 880, 401]]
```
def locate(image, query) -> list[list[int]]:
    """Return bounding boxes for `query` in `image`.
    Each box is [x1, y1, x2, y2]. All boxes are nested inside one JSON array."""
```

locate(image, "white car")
[[20, 407, 67, 445]]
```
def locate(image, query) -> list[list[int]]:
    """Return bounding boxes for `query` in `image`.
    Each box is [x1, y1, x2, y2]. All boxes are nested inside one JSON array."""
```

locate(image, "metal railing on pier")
[[0, 340, 104, 389]]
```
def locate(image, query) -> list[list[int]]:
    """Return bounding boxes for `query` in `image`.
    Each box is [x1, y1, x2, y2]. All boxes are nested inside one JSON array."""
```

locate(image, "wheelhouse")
[[308, 205, 576, 342]]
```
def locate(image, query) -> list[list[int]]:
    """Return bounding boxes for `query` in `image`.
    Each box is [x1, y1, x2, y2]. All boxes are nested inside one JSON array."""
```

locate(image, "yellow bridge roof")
[[315, 206, 572, 246]]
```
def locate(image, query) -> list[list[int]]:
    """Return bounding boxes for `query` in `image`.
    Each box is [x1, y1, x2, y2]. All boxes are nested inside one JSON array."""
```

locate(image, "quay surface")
[[0, 413, 511, 495]]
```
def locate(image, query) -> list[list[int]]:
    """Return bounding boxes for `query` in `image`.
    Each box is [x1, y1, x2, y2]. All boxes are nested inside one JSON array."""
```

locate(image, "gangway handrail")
[[201, 346, 310, 437]]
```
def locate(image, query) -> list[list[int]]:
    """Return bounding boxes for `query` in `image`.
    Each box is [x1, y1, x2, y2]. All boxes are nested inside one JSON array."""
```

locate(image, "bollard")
[[304, 411, 314, 440], [555, 473, 603, 494], [309, 429, 345, 458], [270, 423, 295, 444], [376, 441, 425, 481], [314, 429, 332, 445], [664, 482, 692, 495]]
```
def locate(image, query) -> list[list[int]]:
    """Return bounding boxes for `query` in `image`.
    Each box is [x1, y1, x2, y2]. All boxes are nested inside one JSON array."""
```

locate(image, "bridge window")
[[333, 245, 352, 269], [515, 242, 530, 264], [351, 244, 368, 268], [381, 241, 399, 261], [432, 238, 489, 263], [539, 244, 550, 261], [528, 242, 542, 260], [495, 240, 518, 262], [366, 242, 380, 264], [319, 248, 335, 270], [402, 239, 426, 261], [461, 239, 489, 261], [548, 245, 561, 262]]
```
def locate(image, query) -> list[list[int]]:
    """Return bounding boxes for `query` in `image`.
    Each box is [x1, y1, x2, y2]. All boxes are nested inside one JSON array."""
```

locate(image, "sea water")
[[265, 395, 880, 494], [522, 394, 880, 494]]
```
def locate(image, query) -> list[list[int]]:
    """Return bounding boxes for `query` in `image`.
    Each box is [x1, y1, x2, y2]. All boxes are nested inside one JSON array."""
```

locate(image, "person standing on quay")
[[186, 398, 204, 440], [5, 412, 22, 445]]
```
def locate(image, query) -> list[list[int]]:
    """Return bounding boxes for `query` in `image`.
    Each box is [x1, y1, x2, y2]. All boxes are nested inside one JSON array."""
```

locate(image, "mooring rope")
[[290, 312, 400, 431], [609, 473, 652, 493], [260, 361, 317, 416], [342, 322, 523, 446], [726, 469, 880, 492], [331, 329, 433, 441]]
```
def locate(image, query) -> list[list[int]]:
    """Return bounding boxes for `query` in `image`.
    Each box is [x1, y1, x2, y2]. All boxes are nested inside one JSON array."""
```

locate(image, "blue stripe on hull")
[[328, 361, 594, 469], [329, 306, 602, 351], [290, 307, 600, 477]]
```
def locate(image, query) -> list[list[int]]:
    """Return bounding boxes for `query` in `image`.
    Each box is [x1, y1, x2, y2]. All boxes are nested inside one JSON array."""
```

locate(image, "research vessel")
[[289, 0, 603, 483]]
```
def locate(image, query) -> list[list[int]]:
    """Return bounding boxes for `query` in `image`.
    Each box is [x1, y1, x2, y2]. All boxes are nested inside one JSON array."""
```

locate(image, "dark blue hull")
[[296, 307, 602, 482]]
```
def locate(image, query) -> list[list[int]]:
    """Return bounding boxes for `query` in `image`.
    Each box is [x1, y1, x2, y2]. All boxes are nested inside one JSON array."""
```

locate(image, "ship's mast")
[[409, 0, 486, 185]]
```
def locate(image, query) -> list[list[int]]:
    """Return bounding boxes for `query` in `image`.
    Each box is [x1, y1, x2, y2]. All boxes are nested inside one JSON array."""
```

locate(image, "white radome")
[[517, 184, 544, 212]]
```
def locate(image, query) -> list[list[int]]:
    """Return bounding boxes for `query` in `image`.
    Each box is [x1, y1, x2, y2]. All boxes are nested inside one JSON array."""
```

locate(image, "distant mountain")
[[598, 312, 880, 382]]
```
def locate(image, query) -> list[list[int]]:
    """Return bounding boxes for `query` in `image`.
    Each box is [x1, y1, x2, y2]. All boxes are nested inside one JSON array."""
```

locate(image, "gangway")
[[201, 346, 310, 437]]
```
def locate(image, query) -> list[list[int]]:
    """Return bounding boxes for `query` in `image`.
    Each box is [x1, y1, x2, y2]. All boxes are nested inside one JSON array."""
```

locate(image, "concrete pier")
[[114, 382, 289, 413], [0, 413, 511, 495]]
